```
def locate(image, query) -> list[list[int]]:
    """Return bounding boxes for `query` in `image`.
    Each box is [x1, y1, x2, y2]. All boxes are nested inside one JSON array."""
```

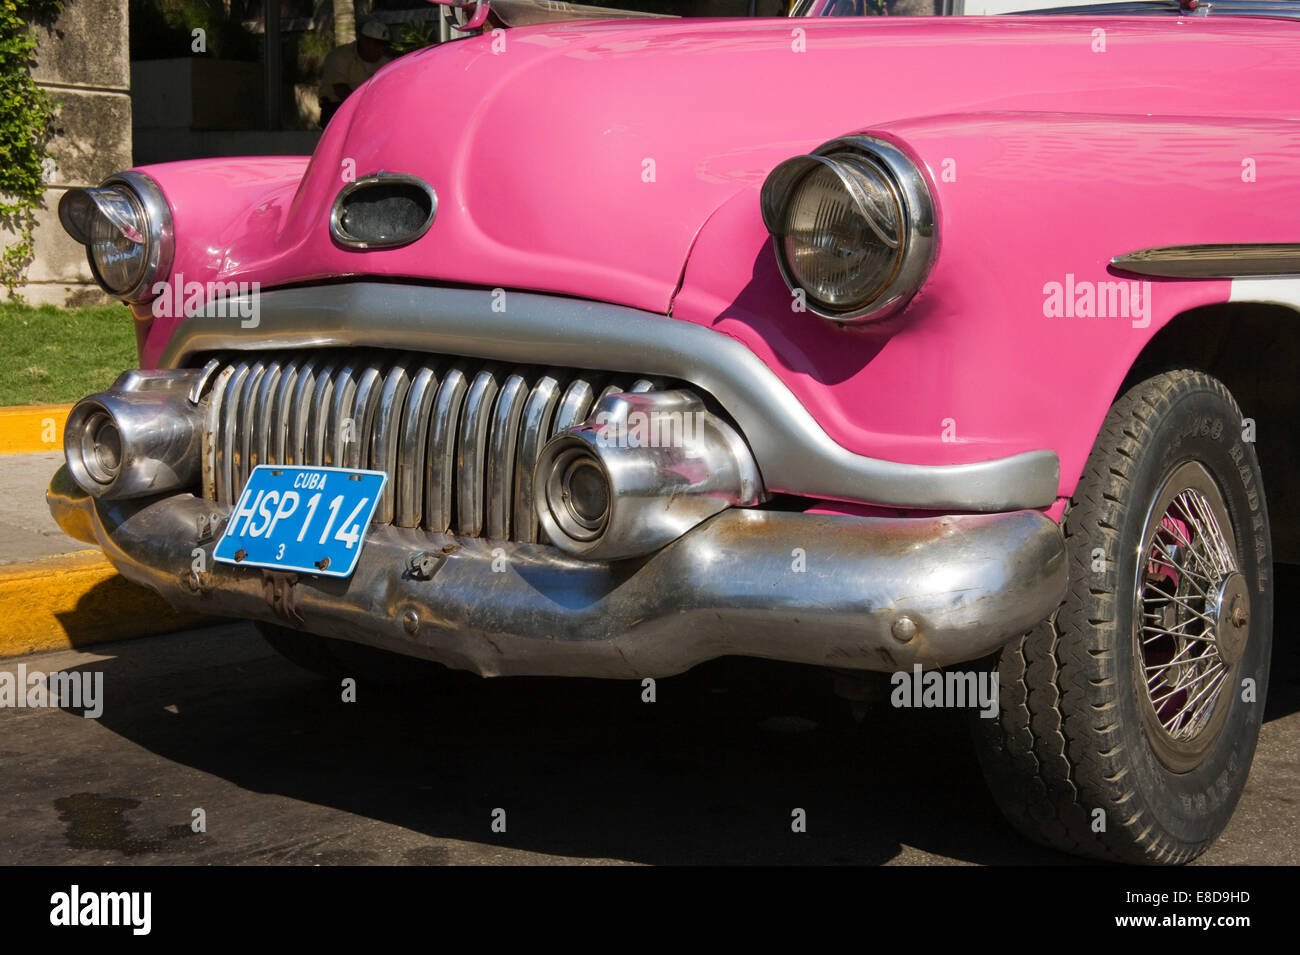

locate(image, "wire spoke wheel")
[[1132, 460, 1248, 772]]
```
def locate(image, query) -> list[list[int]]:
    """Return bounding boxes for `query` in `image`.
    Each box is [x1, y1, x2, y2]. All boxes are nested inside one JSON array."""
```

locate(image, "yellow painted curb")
[[0, 404, 71, 455], [0, 550, 212, 657]]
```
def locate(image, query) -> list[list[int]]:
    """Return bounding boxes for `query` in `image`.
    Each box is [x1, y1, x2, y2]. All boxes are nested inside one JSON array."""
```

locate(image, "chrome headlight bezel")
[[760, 134, 937, 324], [58, 170, 174, 303]]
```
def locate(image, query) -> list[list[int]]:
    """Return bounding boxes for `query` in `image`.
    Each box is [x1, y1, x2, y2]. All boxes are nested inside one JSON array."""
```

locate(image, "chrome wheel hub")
[[1133, 461, 1243, 771]]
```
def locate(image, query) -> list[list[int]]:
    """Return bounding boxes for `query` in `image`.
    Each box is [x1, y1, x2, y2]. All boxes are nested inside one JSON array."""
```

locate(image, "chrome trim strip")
[[174, 283, 1060, 511], [1111, 243, 1300, 278], [1011, 1, 1300, 18]]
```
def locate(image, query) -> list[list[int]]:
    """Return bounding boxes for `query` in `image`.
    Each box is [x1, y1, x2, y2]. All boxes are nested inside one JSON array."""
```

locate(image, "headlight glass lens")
[[780, 154, 903, 311], [88, 188, 148, 294]]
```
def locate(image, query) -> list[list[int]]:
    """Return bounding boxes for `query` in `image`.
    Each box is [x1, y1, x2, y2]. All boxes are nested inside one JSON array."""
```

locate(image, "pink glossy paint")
[[133, 15, 1300, 506]]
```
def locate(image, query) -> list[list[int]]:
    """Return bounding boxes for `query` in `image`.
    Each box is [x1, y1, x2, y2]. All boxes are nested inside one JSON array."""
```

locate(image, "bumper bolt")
[[402, 610, 420, 634], [891, 616, 918, 643]]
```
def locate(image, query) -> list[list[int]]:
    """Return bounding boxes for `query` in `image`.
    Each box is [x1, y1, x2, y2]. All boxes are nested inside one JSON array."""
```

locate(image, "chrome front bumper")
[[48, 465, 1066, 679]]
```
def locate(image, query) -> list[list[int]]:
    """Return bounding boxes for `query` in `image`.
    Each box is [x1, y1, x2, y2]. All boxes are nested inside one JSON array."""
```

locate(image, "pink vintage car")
[[50, 0, 1297, 865]]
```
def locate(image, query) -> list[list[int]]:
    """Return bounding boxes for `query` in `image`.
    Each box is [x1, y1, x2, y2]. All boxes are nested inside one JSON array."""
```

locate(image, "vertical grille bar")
[[484, 370, 529, 540], [203, 364, 235, 504], [324, 357, 361, 467], [456, 368, 500, 537], [512, 373, 562, 543], [219, 361, 251, 506], [426, 365, 468, 534], [305, 357, 339, 466], [286, 357, 320, 467], [269, 358, 301, 465], [235, 361, 267, 493], [395, 364, 438, 528], [344, 364, 384, 470], [551, 378, 596, 436], [251, 360, 282, 474], [372, 361, 412, 523]]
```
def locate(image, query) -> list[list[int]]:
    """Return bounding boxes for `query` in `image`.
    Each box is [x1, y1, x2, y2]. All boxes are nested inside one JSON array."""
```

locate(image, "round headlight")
[[57, 171, 173, 303], [87, 188, 148, 294], [780, 154, 903, 311], [761, 135, 936, 324]]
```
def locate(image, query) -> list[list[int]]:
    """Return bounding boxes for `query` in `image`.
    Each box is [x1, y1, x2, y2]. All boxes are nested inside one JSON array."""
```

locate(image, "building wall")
[[131, 57, 321, 166], [17, 0, 132, 306]]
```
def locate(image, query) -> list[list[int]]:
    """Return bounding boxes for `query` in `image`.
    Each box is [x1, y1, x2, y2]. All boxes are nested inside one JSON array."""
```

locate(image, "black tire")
[[973, 369, 1273, 864]]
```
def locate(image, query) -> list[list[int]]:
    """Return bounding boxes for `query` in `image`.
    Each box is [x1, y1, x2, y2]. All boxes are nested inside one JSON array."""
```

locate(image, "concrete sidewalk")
[[0, 450, 211, 655], [0, 451, 83, 565]]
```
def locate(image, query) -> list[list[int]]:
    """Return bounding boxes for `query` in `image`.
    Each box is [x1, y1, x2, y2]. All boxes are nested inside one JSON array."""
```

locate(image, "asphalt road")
[[2, 574, 1297, 865]]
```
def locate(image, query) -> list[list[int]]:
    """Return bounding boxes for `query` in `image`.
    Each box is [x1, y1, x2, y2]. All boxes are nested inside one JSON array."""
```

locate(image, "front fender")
[[671, 111, 1300, 503], [129, 155, 313, 366]]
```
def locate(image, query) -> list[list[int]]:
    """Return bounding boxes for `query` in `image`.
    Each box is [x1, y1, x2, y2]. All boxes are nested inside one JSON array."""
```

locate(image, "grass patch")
[[0, 301, 137, 405]]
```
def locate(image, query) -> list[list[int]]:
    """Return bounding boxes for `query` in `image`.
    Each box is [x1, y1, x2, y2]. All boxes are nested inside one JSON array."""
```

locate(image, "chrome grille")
[[201, 349, 656, 542]]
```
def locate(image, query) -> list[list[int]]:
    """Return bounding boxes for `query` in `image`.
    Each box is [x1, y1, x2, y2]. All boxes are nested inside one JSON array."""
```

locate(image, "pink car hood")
[[144, 15, 1300, 318]]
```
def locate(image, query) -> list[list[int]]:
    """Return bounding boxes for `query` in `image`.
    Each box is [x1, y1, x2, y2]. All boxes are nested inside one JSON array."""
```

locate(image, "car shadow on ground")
[[51, 564, 1298, 866]]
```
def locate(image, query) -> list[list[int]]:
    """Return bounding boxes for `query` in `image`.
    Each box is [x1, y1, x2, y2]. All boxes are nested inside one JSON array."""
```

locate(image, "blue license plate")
[[213, 465, 387, 578]]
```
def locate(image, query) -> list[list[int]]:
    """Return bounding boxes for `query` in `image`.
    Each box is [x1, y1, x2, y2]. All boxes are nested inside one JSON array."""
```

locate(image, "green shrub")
[[0, 0, 66, 299], [391, 18, 439, 57]]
